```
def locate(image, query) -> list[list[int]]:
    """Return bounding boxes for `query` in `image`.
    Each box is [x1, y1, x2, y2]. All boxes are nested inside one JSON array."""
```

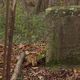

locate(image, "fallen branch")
[[10, 52, 26, 80]]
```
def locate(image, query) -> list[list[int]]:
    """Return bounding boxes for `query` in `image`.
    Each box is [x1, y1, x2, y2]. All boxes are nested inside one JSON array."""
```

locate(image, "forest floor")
[[0, 43, 80, 80]]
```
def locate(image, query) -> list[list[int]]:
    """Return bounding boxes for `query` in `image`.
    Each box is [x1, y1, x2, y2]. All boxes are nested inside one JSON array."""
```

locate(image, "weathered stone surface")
[[46, 8, 80, 64]]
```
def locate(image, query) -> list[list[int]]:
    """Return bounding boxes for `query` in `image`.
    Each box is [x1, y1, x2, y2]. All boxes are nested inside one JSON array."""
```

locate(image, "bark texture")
[[11, 53, 25, 80]]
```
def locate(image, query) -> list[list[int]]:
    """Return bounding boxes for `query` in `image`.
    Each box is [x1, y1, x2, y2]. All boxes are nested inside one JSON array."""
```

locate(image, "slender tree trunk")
[[75, 0, 80, 5], [3, 0, 10, 79], [3, 0, 16, 80], [35, 0, 49, 14], [0, 0, 4, 7]]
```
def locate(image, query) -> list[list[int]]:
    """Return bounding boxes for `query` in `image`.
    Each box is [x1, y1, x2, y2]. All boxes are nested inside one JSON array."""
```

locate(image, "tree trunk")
[[0, 0, 4, 7], [35, 0, 49, 14], [3, 0, 16, 80]]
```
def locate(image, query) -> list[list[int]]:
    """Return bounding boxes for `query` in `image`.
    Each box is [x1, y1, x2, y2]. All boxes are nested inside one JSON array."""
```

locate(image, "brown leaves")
[[25, 52, 38, 66], [1, 43, 80, 80], [23, 67, 80, 80]]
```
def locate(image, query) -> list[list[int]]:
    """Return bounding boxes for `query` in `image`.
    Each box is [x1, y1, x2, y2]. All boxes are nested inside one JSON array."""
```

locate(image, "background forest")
[[0, 0, 48, 44], [0, 0, 79, 44], [0, 0, 80, 80]]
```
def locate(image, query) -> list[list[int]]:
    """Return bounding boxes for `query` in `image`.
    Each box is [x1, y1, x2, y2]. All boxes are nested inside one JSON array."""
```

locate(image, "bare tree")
[[3, 0, 10, 79], [0, 0, 4, 7], [3, 0, 16, 80], [35, 0, 49, 14], [22, 0, 36, 13]]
